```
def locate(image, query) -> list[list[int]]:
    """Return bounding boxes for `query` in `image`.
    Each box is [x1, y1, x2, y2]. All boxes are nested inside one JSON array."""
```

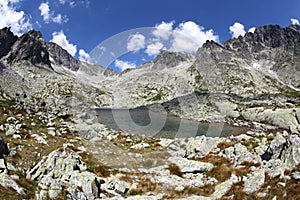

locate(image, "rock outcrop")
[[0, 27, 18, 59]]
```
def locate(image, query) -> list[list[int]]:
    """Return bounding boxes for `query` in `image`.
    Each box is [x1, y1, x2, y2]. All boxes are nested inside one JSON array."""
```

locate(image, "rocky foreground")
[[0, 96, 300, 200]]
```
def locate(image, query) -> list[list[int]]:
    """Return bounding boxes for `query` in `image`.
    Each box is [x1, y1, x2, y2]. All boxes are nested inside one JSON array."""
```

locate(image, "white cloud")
[[69, 1, 76, 7], [50, 31, 77, 56], [79, 49, 90, 62], [52, 14, 62, 23], [0, 0, 32, 35], [59, 0, 76, 7], [38, 2, 68, 24], [38, 2, 50, 22], [248, 27, 256, 33], [127, 33, 145, 52], [152, 21, 174, 40], [291, 18, 300, 25], [229, 22, 246, 38], [171, 21, 219, 53], [145, 42, 164, 56], [114, 59, 136, 71]]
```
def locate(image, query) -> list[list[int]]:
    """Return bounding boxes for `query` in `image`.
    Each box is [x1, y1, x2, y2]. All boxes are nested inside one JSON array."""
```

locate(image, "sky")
[[0, 0, 300, 72]]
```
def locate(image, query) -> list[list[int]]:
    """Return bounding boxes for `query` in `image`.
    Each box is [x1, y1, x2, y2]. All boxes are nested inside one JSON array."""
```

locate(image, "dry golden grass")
[[192, 154, 233, 182], [217, 141, 237, 150], [111, 133, 162, 153], [78, 151, 111, 178], [168, 163, 183, 177], [234, 161, 261, 177]]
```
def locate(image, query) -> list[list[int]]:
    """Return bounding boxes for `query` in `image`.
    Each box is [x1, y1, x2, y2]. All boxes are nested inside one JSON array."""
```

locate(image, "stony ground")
[[0, 97, 300, 200]]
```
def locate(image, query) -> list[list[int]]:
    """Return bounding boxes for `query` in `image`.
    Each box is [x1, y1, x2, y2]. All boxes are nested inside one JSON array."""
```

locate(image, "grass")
[[195, 74, 202, 84], [78, 151, 111, 178], [150, 91, 164, 101], [191, 154, 233, 182], [168, 163, 183, 177], [111, 133, 162, 153], [217, 141, 237, 150]]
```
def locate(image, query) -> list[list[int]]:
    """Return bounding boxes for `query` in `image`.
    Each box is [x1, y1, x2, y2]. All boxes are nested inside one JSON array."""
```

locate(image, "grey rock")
[[280, 135, 300, 169], [243, 168, 265, 194], [277, 182, 286, 188], [291, 171, 300, 180], [211, 174, 238, 199], [27, 146, 106, 199], [130, 142, 150, 150], [263, 159, 286, 178], [168, 156, 213, 173], [185, 136, 223, 158], [0, 158, 6, 170], [0, 173, 25, 194], [261, 132, 286, 161]]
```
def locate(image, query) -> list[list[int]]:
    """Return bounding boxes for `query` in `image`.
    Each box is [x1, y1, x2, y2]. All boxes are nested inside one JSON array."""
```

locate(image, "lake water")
[[95, 108, 248, 138]]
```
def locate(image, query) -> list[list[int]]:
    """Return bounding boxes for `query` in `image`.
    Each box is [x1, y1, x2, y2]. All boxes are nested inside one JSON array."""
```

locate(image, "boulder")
[[168, 156, 213, 173], [0, 173, 25, 194], [243, 168, 265, 194], [27, 146, 105, 199], [280, 135, 300, 169], [261, 133, 286, 161]]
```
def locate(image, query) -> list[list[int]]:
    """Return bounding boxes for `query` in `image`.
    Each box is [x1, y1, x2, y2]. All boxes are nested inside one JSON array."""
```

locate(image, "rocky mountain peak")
[[6, 29, 52, 68], [223, 24, 300, 57], [46, 42, 80, 71], [0, 27, 18, 59], [202, 40, 224, 50], [151, 50, 194, 69]]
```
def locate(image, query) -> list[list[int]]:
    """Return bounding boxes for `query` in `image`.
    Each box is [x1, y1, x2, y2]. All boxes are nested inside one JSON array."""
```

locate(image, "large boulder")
[[27, 145, 104, 199]]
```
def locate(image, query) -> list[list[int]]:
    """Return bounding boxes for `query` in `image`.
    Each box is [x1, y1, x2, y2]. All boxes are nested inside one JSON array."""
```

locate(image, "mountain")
[[0, 25, 299, 131], [0, 27, 116, 114]]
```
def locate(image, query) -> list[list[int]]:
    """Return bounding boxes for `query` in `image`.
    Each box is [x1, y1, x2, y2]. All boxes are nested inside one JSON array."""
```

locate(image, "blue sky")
[[1, 0, 300, 71]]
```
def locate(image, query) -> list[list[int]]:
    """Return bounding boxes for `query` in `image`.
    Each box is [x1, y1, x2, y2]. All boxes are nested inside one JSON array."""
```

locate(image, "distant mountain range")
[[0, 25, 299, 131]]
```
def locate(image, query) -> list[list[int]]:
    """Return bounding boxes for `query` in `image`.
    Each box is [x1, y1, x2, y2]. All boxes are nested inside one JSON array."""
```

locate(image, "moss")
[[79, 152, 111, 178], [197, 88, 209, 93], [279, 87, 300, 98], [195, 74, 202, 84], [98, 90, 107, 95], [150, 91, 163, 101], [0, 99, 15, 108]]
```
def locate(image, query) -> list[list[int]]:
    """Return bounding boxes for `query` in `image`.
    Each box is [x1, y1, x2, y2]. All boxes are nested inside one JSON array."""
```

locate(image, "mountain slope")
[[0, 25, 299, 131]]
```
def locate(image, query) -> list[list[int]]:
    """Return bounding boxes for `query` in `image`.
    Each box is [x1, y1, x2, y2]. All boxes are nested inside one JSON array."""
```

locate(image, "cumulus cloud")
[[127, 33, 146, 52], [38, 2, 68, 24], [291, 18, 300, 25], [0, 0, 32, 35], [50, 31, 77, 56], [114, 59, 136, 71], [152, 21, 174, 40], [171, 21, 219, 53], [78, 49, 90, 62], [229, 22, 246, 38], [145, 42, 164, 56], [248, 27, 256, 33]]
